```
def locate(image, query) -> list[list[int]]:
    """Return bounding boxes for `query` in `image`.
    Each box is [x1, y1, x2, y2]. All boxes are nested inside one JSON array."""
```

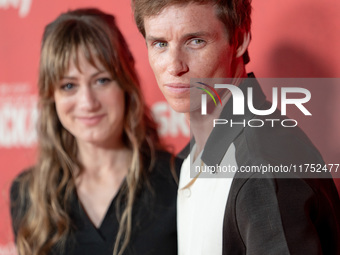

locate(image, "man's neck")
[[188, 68, 248, 161]]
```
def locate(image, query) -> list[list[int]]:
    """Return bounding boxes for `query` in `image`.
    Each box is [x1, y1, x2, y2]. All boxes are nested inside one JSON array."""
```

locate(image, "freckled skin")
[[144, 3, 240, 113]]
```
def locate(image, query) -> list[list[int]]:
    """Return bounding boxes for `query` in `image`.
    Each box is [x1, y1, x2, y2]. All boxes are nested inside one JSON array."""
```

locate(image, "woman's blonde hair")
[[15, 8, 161, 255]]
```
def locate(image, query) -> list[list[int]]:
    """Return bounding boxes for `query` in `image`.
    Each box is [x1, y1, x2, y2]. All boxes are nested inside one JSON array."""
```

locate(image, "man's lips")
[[163, 83, 191, 93]]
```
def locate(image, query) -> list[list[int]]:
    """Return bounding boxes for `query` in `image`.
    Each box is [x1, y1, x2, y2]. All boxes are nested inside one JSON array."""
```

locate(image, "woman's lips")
[[77, 114, 105, 126]]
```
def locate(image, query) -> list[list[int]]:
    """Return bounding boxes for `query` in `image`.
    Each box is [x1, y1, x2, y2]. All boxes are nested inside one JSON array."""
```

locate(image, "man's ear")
[[236, 32, 250, 58]]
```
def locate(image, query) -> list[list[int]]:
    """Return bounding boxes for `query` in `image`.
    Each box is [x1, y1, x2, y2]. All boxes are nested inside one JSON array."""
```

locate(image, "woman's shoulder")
[[138, 150, 180, 212], [151, 150, 183, 178], [10, 168, 33, 200], [10, 167, 33, 236]]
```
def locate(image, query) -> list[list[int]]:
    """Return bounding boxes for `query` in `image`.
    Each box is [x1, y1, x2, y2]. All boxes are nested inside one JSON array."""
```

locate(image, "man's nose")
[[79, 86, 100, 111], [166, 47, 188, 77]]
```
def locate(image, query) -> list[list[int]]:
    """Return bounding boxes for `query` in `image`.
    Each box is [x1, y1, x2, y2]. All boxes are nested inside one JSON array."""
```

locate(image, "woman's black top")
[[10, 152, 181, 255]]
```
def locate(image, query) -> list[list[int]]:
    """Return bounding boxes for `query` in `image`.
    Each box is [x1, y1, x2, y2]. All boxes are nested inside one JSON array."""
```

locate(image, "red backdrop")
[[0, 0, 339, 253]]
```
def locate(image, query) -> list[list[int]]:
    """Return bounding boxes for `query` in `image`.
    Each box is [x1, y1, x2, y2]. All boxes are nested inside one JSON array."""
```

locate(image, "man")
[[131, 0, 340, 254]]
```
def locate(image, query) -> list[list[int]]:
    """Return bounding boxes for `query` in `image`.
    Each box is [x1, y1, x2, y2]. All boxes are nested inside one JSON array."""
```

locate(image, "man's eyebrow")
[[146, 31, 213, 42], [182, 31, 212, 38], [145, 35, 165, 42]]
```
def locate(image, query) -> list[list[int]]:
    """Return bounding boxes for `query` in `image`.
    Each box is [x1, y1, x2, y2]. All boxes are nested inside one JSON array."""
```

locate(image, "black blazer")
[[179, 74, 340, 254], [223, 176, 340, 255]]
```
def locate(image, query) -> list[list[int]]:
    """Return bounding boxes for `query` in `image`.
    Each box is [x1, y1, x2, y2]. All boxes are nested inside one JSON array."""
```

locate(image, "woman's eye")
[[61, 83, 74, 91], [97, 78, 111, 85]]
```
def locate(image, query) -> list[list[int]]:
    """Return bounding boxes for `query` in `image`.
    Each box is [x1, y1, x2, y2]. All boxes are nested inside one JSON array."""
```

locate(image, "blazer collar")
[[201, 73, 267, 166]]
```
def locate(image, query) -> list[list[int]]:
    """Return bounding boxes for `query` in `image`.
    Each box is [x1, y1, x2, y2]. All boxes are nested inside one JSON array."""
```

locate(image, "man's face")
[[144, 3, 236, 113]]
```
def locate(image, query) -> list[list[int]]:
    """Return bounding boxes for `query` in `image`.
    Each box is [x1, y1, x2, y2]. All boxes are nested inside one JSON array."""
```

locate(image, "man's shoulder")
[[234, 110, 324, 167]]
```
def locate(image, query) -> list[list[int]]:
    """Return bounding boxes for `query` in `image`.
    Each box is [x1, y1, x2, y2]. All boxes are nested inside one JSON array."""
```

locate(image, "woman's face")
[[54, 52, 125, 148]]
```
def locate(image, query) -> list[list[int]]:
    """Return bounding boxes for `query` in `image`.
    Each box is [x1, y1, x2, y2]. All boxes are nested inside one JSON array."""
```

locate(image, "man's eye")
[[192, 39, 205, 44], [154, 41, 168, 48], [189, 39, 206, 47]]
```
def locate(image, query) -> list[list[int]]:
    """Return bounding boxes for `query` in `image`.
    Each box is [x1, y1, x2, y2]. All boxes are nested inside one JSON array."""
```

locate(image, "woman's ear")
[[236, 32, 250, 58]]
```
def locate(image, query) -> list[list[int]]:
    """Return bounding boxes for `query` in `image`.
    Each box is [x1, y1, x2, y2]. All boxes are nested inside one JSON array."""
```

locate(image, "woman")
[[10, 8, 180, 255]]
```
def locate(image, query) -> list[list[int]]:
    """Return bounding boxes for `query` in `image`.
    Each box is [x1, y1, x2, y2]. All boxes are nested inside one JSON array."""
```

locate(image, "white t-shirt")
[[177, 143, 237, 255]]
